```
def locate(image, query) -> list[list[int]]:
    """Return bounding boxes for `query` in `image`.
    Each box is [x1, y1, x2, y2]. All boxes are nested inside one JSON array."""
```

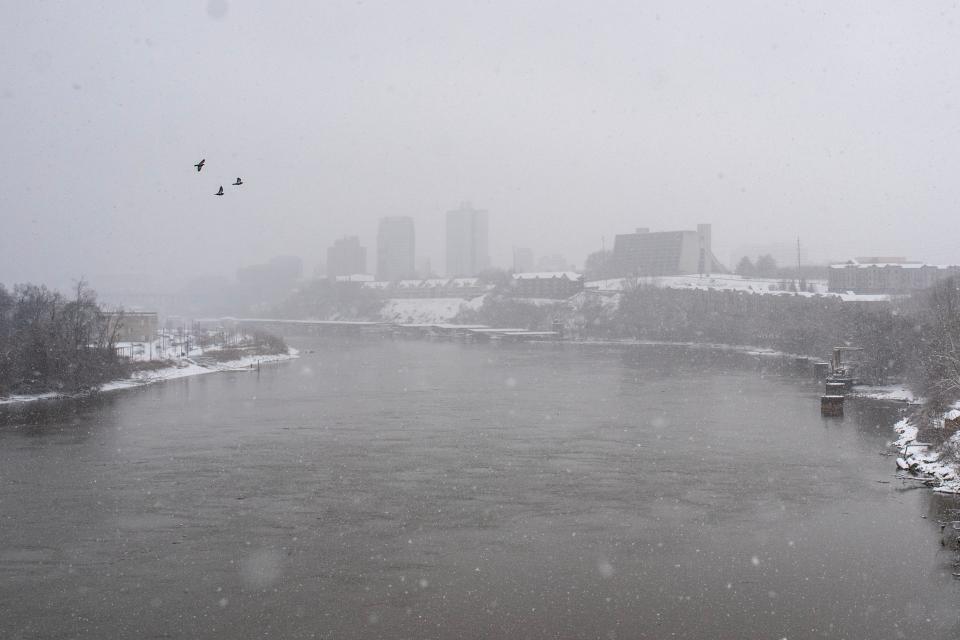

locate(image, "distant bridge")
[[195, 317, 561, 342]]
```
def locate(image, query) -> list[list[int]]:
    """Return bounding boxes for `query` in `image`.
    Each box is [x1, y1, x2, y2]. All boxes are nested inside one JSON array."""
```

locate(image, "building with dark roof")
[[511, 272, 584, 298]]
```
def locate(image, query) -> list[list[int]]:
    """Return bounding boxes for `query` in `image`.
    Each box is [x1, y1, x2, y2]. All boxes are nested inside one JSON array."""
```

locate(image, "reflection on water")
[[0, 392, 120, 438], [0, 338, 958, 639]]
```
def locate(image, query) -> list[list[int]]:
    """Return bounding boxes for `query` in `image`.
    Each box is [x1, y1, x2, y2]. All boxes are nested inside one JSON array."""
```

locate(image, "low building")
[[511, 272, 584, 298], [828, 259, 960, 294], [104, 311, 158, 342]]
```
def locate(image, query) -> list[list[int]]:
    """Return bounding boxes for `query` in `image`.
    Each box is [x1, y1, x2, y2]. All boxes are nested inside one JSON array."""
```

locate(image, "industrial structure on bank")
[[612, 223, 725, 277]]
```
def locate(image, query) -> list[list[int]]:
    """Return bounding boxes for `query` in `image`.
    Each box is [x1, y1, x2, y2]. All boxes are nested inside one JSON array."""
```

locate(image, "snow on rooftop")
[[513, 271, 582, 280], [583, 274, 888, 301], [829, 261, 960, 269], [365, 278, 486, 289]]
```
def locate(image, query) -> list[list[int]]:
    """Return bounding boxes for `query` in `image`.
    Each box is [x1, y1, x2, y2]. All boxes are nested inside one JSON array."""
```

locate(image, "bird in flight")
[[232, 177, 243, 186], [215, 186, 224, 196], [195, 159, 205, 172]]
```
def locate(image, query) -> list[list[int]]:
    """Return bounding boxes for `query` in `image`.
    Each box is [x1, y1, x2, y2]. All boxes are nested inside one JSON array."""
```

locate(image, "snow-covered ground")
[[891, 415, 960, 494], [842, 384, 960, 494], [379, 296, 485, 324], [586, 274, 889, 302], [99, 348, 299, 393], [0, 345, 298, 406], [851, 384, 917, 403], [0, 391, 65, 406], [114, 334, 205, 362]]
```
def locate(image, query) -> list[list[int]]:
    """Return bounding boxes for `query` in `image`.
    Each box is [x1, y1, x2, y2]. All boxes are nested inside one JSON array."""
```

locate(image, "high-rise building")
[[513, 247, 535, 273], [326, 236, 367, 278], [446, 203, 489, 277], [376, 217, 416, 282]]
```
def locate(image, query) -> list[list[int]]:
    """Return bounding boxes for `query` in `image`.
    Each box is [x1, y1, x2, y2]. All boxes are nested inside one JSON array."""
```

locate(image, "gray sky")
[[3, 0, 960, 290]]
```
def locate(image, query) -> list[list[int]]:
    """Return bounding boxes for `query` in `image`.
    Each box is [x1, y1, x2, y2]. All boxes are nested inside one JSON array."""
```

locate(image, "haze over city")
[[10, 3, 960, 638], [3, 0, 960, 291]]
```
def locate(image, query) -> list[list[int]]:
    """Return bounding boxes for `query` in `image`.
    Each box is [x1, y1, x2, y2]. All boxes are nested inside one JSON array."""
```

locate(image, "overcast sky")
[[3, 0, 960, 290]]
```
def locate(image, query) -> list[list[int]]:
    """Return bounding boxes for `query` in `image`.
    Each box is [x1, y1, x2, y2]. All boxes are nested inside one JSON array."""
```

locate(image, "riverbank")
[[890, 411, 960, 494], [0, 347, 299, 406], [544, 337, 960, 495]]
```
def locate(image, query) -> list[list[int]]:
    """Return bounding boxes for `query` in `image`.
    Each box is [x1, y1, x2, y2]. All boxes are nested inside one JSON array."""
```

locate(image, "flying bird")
[[195, 159, 205, 172], [232, 177, 243, 186], [215, 186, 224, 196]]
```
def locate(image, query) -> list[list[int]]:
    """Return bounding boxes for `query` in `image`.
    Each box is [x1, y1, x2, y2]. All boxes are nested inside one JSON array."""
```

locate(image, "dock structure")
[[825, 381, 848, 395], [198, 318, 562, 342], [821, 395, 845, 417]]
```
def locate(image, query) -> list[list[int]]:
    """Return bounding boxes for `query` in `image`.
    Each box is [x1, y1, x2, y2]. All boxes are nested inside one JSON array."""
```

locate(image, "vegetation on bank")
[[613, 286, 916, 385], [457, 277, 960, 414], [0, 282, 128, 395], [265, 279, 384, 320], [1, 282, 291, 397], [199, 330, 289, 362]]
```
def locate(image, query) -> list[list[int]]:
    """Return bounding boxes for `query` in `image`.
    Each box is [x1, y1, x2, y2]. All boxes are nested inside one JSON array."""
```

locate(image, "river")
[[1, 338, 959, 639]]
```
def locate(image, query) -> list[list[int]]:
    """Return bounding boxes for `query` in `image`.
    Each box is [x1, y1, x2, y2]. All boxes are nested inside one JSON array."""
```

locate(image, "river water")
[[1, 338, 959, 639]]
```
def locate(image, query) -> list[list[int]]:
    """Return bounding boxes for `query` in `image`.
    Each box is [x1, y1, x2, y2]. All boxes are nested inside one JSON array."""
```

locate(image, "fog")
[[3, 0, 960, 291]]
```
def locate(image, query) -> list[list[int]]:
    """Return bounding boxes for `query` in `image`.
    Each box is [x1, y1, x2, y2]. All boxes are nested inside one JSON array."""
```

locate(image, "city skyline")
[[5, 2, 960, 291]]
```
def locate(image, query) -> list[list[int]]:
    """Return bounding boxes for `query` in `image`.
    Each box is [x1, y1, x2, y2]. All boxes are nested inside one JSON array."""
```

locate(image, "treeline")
[[905, 278, 960, 413], [613, 281, 960, 410], [459, 279, 960, 411], [0, 282, 127, 395], [198, 329, 288, 357], [265, 279, 384, 320], [612, 286, 916, 385], [456, 294, 568, 330]]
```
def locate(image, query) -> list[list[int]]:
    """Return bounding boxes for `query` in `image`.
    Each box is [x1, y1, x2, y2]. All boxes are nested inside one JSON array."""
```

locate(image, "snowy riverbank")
[[891, 413, 960, 494], [853, 375, 960, 495], [0, 348, 299, 406]]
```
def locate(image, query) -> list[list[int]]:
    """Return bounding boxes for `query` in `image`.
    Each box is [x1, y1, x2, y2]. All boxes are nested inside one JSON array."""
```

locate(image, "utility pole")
[[797, 236, 803, 292]]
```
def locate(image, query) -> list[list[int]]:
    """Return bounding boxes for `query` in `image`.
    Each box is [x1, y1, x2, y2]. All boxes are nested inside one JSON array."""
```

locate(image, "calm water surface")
[[1, 338, 959, 639]]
